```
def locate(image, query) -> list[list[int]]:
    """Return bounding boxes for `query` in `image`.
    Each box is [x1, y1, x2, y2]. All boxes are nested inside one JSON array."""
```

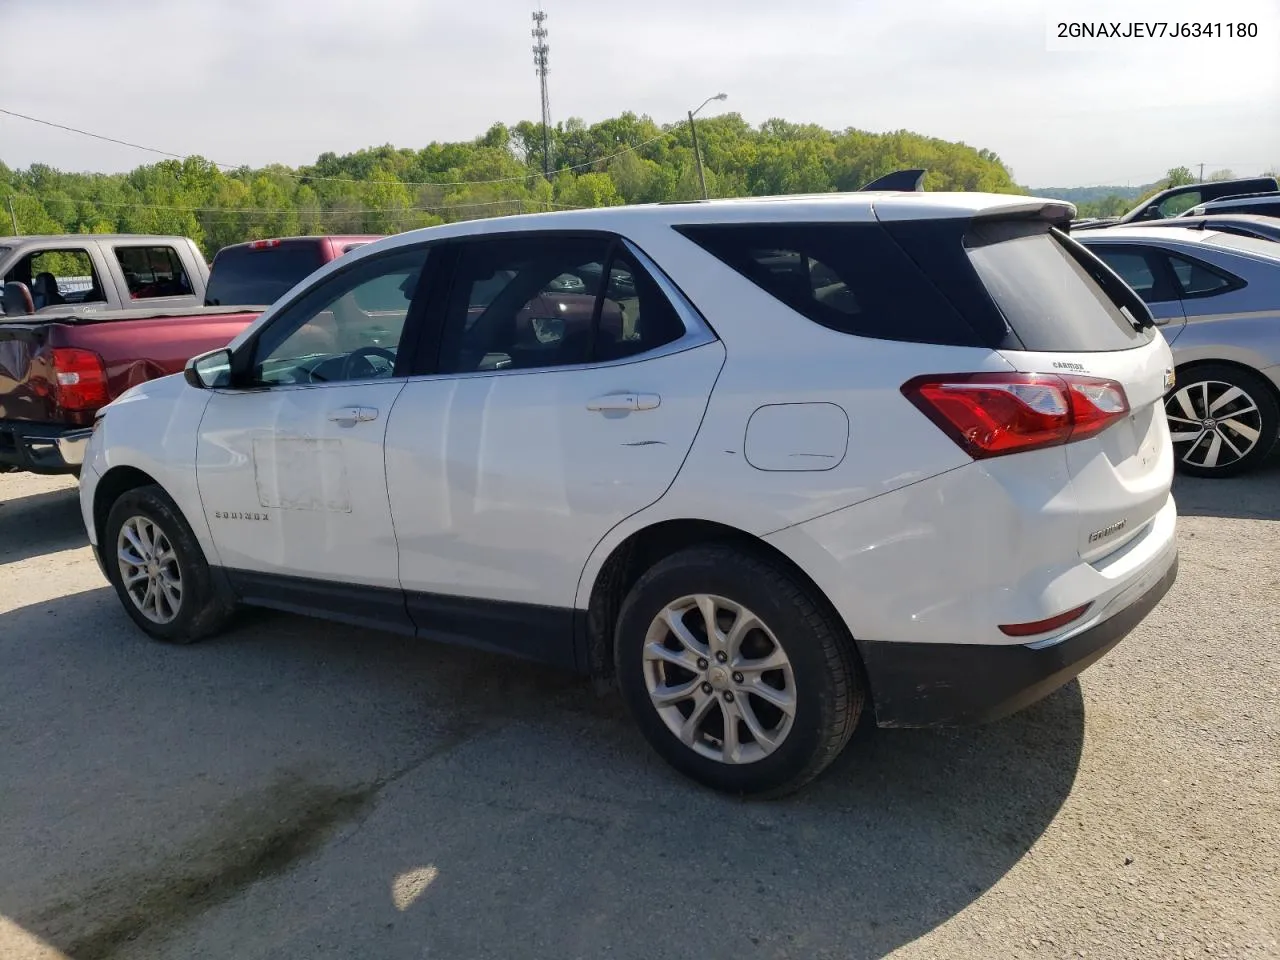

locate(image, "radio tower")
[[531, 10, 552, 181]]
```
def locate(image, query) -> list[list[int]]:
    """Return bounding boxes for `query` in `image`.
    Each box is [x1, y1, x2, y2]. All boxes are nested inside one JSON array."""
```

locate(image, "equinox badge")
[[1088, 519, 1127, 543]]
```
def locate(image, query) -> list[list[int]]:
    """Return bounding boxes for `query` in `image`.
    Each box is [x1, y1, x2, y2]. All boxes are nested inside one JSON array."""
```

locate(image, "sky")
[[1, 0, 1278, 187]]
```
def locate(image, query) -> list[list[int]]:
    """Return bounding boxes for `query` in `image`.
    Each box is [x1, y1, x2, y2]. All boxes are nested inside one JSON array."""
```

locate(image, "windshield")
[[1204, 232, 1280, 260]]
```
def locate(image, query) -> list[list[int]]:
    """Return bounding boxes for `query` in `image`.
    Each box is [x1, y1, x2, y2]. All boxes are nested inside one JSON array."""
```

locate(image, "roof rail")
[[858, 169, 926, 192]]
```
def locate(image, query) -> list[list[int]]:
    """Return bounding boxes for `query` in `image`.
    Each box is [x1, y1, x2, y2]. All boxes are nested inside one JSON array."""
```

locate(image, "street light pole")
[[6, 194, 17, 236], [687, 93, 727, 201]]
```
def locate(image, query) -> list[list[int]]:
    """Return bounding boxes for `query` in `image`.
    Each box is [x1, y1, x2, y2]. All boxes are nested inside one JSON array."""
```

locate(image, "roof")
[[1074, 226, 1219, 244], [1197, 195, 1280, 210], [0, 234, 193, 244], [357, 191, 1073, 249]]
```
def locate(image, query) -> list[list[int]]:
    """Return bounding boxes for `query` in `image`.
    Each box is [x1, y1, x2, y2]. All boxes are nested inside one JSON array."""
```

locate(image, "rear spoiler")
[[859, 169, 926, 192]]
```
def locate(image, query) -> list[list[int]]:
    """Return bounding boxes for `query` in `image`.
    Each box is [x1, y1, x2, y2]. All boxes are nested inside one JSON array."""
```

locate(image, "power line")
[[0, 106, 672, 187], [1, 192, 582, 215]]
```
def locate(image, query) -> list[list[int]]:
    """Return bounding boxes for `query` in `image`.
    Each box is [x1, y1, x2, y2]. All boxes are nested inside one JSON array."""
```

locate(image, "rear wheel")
[[615, 545, 862, 797], [104, 484, 234, 643], [1166, 364, 1279, 477]]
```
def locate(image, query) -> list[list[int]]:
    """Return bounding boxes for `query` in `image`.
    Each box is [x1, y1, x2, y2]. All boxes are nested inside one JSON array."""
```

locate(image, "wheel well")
[[1175, 358, 1280, 407], [584, 519, 850, 683], [93, 466, 158, 546]]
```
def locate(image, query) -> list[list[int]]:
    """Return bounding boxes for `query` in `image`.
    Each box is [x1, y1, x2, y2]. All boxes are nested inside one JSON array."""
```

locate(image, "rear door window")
[[965, 222, 1154, 352], [114, 245, 193, 300], [1089, 245, 1180, 303], [205, 244, 325, 306]]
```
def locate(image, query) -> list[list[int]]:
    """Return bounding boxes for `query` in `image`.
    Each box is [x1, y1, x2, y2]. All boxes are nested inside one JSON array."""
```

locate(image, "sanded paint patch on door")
[[252, 437, 352, 512]]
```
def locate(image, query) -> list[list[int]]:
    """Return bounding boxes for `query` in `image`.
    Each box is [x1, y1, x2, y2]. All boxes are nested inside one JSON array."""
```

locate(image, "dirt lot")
[[0, 465, 1277, 960]]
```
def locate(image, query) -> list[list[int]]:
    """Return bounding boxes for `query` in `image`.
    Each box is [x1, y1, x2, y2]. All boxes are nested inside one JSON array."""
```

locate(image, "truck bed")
[[1, 306, 261, 473]]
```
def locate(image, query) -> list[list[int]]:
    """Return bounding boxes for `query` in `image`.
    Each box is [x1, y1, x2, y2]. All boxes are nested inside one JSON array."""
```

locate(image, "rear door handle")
[[328, 406, 379, 423], [586, 392, 661, 412]]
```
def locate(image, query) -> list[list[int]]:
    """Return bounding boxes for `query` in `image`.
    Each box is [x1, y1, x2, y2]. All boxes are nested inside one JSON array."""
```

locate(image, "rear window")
[[675, 222, 983, 346], [205, 245, 325, 307], [965, 222, 1154, 352]]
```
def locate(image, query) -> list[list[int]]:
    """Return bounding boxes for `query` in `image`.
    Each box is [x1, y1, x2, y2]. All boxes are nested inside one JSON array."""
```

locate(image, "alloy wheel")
[[116, 516, 183, 624], [1165, 379, 1264, 471], [642, 594, 796, 765]]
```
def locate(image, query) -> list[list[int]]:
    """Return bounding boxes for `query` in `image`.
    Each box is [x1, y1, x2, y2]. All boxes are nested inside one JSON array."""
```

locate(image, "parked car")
[[1075, 226, 1280, 476], [81, 193, 1178, 796], [1183, 194, 1280, 219], [0, 235, 209, 315], [1071, 176, 1280, 230], [204, 235, 381, 308], [1116, 213, 1280, 244], [0, 304, 260, 474]]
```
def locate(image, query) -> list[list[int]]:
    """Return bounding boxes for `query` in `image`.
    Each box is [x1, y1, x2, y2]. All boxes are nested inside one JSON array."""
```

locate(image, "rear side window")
[[675, 223, 982, 346], [965, 222, 1153, 352], [1166, 252, 1240, 297], [205, 244, 325, 306]]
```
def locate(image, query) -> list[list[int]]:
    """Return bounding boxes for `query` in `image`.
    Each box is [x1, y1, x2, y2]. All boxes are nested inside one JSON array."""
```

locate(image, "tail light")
[[902, 372, 1129, 459], [51, 348, 110, 412], [249, 239, 281, 249]]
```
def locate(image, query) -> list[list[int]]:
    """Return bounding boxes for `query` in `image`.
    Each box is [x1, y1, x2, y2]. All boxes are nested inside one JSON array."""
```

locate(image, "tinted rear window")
[[205, 245, 325, 306], [965, 222, 1153, 352], [675, 222, 983, 346]]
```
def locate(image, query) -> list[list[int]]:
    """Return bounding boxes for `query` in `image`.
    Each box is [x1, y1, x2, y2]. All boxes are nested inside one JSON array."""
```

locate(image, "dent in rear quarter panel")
[[99, 376, 219, 564]]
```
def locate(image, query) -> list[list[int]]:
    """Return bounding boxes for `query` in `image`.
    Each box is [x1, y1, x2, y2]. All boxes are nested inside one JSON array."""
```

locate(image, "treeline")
[[0, 112, 1020, 257]]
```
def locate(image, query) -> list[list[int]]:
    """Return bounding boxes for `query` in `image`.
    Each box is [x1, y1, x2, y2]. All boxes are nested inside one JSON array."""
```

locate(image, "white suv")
[[79, 193, 1179, 796]]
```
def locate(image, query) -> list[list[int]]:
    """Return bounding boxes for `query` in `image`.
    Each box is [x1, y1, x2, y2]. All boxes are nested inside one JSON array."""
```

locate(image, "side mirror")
[[2, 281, 34, 316], [184, 348, 234, 389]]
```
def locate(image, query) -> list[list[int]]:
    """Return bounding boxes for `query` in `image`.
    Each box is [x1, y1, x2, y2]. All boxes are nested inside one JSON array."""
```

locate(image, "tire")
[[614, 545, 863, 798], [103, 484, 234, 643], [1166, 364, 1280, 478]]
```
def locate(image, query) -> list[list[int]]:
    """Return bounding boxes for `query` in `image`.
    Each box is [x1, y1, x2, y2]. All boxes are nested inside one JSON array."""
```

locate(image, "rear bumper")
[[0, 420, 93, 474], [858, 550, 1178, 727]]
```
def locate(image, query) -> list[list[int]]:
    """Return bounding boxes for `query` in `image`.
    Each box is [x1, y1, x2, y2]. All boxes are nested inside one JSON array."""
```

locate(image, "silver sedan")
[[1076, 226, 1280, 477]]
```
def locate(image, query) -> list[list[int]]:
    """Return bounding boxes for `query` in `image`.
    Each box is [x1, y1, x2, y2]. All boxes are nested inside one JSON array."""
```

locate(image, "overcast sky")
[[2, 0, 1278, 187]]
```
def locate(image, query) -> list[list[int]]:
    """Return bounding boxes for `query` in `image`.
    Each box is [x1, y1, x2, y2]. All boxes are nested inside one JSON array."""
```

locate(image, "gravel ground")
[[0, 465, 1276, 960]]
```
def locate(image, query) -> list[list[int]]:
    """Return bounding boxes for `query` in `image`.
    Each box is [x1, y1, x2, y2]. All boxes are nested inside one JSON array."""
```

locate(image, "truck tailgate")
[[0, 324, 57, 422]]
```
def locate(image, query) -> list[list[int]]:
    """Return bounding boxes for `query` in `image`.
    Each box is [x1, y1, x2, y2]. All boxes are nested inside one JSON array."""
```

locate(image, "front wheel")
[[104, 484, 234, 643], [1165, 364, 1279, 477], [615, 545, 863, 797]]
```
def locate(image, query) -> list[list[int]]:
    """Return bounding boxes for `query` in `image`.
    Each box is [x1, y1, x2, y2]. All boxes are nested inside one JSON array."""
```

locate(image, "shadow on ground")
[[0, 483, 87, 564], [0, 583, 1087, 960], [1172, 453, 1280, 521]]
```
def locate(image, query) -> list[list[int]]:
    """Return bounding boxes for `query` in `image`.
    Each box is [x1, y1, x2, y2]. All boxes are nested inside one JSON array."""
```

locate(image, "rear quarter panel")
[[1165, 247, 1280, 376]]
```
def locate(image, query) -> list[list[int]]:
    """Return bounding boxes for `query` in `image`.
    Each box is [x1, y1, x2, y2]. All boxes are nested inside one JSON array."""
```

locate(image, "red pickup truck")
[[0, 304, 260, 474]]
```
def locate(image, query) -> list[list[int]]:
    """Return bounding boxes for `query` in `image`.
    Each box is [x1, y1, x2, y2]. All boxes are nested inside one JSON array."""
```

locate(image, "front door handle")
[[328, 405, 379, 423], [586, 392, 661, 412]]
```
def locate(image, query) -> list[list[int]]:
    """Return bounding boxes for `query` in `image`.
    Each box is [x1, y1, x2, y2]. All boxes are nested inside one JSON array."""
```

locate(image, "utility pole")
[[688, 111, 708, 201], [531, 11, 552, 187], [686, 93, 726, 201], [6, 194, 17, 235], [1199, 162, 1205, 182]]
